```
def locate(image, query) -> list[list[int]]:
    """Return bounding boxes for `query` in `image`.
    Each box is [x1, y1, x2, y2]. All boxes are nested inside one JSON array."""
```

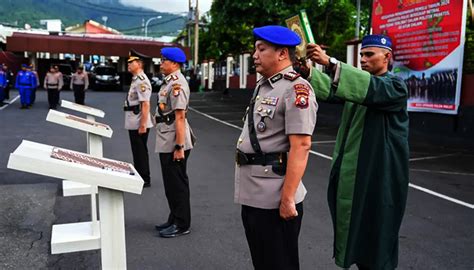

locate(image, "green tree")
[[198, 0, 371, 62]]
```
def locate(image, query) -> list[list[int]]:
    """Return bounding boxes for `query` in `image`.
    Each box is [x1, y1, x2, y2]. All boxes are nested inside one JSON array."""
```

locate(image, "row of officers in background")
[[0, 63, 89, 109]]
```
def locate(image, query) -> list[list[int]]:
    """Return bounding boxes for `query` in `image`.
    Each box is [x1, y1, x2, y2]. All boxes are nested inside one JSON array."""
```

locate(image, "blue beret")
[[361, 34, 392, 51], [21, 64, 28, 68], [161, 47, 186, 63], [253, 25, 301, 47]]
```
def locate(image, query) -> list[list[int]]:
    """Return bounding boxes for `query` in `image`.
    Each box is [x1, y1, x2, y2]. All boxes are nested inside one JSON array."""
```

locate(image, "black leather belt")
[[236, 150, 287, 166], [123, 105, 140, 111], [155, 114, 175, 124], [47, 83, 58, 86]]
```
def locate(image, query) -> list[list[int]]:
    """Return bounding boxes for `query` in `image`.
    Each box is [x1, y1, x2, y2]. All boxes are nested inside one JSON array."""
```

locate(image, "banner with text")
[[372, 0, 467, 114]]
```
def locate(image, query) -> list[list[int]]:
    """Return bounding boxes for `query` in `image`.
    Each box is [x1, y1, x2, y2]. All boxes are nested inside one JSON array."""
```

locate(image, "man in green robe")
[[306, 35, 409, 269]]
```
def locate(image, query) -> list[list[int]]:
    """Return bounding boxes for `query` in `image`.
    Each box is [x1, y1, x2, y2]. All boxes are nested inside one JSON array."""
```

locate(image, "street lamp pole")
[[355, 0, 361, 39], [145, 15, 162, 37]]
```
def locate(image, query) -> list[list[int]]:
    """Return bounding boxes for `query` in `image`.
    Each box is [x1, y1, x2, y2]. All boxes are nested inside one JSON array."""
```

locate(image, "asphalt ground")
[[0, 88, 472, 269]]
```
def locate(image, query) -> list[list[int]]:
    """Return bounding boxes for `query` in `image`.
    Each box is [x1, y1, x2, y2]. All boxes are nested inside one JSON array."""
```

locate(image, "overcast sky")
[[119, 0, 213, 14]]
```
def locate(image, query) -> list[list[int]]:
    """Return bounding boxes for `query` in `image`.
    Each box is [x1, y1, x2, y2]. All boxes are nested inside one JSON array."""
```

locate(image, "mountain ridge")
[[0, 0, 185, 37]]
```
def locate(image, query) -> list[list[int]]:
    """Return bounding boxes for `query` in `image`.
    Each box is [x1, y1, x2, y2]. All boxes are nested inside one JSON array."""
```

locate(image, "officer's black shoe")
[[155, 221, 172, 231], [158, 224, 190, 238], [143, 182, 151, 188]]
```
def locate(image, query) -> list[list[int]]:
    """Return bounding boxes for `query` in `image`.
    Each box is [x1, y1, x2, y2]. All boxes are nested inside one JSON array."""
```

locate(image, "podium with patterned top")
[[46, 107, 114, 253], [8, 140, 142, 269]]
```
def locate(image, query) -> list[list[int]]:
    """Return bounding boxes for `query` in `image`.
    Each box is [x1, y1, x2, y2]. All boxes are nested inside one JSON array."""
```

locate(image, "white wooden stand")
[[46, 109, 114, 254], [7, 140, 143, 269]]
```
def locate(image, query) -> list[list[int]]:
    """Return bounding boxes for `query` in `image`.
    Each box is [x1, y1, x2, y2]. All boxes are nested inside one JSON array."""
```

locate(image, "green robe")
[[310, 63, 409, 269]]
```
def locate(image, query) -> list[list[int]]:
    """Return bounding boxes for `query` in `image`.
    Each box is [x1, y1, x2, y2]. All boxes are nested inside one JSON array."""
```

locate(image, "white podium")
[[46, 109, 114, 255], [8, 140, 143, 269]]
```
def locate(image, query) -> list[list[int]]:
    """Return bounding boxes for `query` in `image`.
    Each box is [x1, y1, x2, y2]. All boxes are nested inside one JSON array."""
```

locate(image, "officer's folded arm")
[[280, 134, 312, 220]]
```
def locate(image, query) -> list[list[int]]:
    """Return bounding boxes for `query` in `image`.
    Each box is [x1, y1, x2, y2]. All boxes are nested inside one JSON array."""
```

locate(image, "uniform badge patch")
[[294, 84, 310, 109], [140, 84, 147, 92], [261, 96, 279, 106], [172, 83, 181, 97]]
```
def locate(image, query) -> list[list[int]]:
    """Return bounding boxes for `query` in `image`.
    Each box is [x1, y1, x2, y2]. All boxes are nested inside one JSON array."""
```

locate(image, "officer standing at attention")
[[29, 64, 40, 105], [15, 64, 37, 109], [2, 64, 13, 100], [0, 64, 7, 105], [235, 25, 318, 270], [124, 49, 153, 188], [154, 47, 194, 238], [44, 66, 63, 109], [71, 66, 89, 105]]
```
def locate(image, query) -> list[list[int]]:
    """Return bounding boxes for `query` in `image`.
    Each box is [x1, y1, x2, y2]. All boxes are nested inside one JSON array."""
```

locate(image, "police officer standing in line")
[[71, 66, 89, 105], [44, 65, 63, 109], [2, 64, 13, 101], [29, 64, 40, 105], [124, 49, 154, 188], [15, 64, 37, 109], [0, 64, 7, 105], [235, 25, 318, 270], [154, 47, 194, 238]]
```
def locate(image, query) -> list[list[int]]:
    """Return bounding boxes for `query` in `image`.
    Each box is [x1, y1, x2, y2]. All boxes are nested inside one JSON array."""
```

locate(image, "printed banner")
[[372, 0, 467, 114]]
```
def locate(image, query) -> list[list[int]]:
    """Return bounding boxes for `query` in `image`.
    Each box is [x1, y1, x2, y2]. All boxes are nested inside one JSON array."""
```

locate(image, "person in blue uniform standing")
[[15, 64, 37, 109], [0, 64, 7, 105]]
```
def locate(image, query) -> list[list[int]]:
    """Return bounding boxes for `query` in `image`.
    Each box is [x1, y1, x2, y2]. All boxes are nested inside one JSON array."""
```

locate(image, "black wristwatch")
[[174, 144, 185, 151]]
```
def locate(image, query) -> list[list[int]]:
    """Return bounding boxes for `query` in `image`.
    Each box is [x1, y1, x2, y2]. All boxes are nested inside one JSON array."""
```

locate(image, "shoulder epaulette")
[[138, 75, 145, 80], [284, 71, 301, 81]]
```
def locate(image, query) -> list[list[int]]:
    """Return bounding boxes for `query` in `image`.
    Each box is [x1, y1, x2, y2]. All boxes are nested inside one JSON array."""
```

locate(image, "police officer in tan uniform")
[[235, 25, 318, 270], [154, 47, 194, 238], [44, 65, 64, 109], [124, 49, 154, 187], [71, 66, 89, 105], [29, 64, 39, 105]]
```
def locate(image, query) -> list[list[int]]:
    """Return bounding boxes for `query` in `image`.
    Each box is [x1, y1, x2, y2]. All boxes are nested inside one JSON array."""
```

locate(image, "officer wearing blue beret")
[[307, 34, 409, 270], [15, 64, 37, 109], [124, 49, 154, 188], [235, 25, 318, 270], [153, 46, 195, 238]]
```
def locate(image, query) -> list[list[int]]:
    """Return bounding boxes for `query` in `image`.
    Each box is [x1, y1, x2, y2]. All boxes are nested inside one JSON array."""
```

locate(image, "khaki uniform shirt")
[[124, 71, 153, 130], [71, 71, 89, 89], [155, 70, 194, 153], [235, 66, 318, 209], [44, 72, 63, 90]]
